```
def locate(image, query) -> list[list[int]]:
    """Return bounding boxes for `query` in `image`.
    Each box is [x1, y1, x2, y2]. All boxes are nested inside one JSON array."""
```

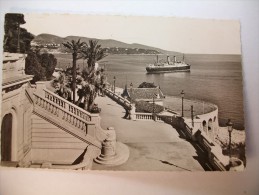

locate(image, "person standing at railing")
[[100, 68, 107, 97]]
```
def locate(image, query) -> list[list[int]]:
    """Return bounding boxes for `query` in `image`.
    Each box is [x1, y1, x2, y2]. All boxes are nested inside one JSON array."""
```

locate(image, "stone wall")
[[1, 82, 33, 162]]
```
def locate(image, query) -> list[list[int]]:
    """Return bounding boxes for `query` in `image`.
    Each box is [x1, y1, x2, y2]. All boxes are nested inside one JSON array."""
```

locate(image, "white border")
[[0, 1, 258, 194]]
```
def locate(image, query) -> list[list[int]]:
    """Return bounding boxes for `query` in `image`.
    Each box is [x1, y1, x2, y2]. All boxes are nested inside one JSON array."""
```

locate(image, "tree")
[[25, 51, 57, 83], [39, 53, 57, 80], [77, 40, 107, 112], [62, 39, 86, 103], [4, 13, 34, 53], [83, 40, 107, 69], [25, 51, 46, 84], [138, 82, 157, 88]]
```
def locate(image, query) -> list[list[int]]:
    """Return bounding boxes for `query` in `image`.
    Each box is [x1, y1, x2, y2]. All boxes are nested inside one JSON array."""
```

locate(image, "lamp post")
[[226, 119, 233, 166], [113, 76, 116, 93], [130, 82, 133, 88], [181, 90, 185, 117], [153, 94, 155, 114], [152, 93, 157, 121]]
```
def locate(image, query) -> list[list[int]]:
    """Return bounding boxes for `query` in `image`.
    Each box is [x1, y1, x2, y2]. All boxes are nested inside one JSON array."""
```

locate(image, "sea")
[[55, 53, 245, 130]]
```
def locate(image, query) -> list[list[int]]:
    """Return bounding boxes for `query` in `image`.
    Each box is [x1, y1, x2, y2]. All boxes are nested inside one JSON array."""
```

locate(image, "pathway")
[[92, 95, 210, 171]]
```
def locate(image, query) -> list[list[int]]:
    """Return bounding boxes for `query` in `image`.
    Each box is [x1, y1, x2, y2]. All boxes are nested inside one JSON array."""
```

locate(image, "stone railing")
[[193, 129, 229, 171], [33, 82, 107, 148], [43, 88, 100, 123], [103, 86, 241, 171], [134, 110, 236, 171], [135, 112, 162, 122], [103, 88, 131, 109], [35, 93, 90, 132], [135, 113, 153, 120]]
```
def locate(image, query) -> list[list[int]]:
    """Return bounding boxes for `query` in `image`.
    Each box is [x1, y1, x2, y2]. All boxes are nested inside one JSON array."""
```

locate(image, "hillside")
[[32, 33, 180, 55]]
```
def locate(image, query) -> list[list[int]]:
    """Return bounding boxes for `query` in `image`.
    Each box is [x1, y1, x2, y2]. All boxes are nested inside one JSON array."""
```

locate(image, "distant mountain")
[[33, 33, 181, 55], [33, 34, 64, 44]]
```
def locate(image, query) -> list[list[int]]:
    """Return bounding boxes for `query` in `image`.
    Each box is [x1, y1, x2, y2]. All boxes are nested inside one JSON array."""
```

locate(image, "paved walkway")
[[92, 95, 208, 171]]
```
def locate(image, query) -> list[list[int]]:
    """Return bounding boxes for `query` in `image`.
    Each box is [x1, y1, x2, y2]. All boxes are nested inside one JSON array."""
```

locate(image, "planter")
[[229, 157, 244, 171]]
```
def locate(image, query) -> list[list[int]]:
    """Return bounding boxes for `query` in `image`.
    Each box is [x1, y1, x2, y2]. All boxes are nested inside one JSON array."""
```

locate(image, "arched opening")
[[213, 116, 218, 137], [208, 118, 213, 131], [208, 118, 213, 140], [1, 113, 13, 161], [202, 120, 207, 132]]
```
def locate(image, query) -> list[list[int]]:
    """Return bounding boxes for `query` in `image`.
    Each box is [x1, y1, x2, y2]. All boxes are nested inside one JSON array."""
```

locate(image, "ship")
[[146, 55, 191, 73]]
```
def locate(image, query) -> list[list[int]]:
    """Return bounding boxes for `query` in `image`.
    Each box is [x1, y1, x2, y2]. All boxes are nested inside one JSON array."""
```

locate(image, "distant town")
[[31, 40, 160, 54], [30, 34, 162, 55]]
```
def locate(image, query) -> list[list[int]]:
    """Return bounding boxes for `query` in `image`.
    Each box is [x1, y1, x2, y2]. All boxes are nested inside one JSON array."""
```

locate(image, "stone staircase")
[[33, 90, 106, 149], [28, 82, 129, 168]]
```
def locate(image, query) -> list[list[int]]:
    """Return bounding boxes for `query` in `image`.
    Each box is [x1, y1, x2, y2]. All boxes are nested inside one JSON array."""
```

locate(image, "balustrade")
[[34, 94, 89, 134], [43, 89, 96, 122], [104, 88, 131, 108], [135, 113, 153, 120]]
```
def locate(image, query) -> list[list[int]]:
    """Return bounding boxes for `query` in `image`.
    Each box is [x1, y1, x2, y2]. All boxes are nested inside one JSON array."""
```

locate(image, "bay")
[[55, 53, 245, 130]]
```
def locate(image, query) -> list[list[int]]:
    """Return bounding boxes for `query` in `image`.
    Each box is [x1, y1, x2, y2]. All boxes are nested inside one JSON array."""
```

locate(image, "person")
[[100, 69, 107, 96], [123, 105, 132, 119], [95, 70, 101, 96]]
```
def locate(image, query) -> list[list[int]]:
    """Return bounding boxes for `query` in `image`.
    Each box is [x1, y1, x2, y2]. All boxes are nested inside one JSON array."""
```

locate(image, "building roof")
[[122, 87, 165, 102]]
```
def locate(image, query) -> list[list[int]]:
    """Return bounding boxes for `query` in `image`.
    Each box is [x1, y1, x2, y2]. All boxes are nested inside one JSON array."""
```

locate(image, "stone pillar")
[[94, 127, 129, 166], [130, 104, 136, 121], [101, 127, 116, 157], [95, 127, 116, 163], [153, 113, 157, 121], [35, 81, 46, 96]]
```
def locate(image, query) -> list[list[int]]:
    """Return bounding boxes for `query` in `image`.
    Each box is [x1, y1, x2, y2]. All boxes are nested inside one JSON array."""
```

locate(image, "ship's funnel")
[[167, 56, 170, 63], [157, 55, 159, 63], [174, 56, 177, 63]]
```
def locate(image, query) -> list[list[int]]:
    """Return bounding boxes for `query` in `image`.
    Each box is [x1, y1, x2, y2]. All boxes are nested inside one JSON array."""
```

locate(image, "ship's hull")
[[146, 64, 191, 73]]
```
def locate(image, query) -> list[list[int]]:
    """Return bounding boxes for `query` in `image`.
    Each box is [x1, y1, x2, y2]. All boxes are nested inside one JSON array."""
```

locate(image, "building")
[[1, 52, 34, 164], [121, 84, 165, 105], [1, 53, 128, 168]]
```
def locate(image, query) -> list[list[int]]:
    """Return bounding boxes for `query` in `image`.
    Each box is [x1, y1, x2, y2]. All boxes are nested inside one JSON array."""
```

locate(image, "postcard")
[[1, 13, 245, 171]]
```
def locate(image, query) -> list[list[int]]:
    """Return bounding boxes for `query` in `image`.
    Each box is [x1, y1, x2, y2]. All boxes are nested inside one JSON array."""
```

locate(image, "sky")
[[23, 13, 241, 54]]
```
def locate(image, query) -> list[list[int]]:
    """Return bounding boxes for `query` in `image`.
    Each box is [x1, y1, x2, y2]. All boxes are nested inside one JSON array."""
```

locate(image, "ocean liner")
[[146, 55, 190, 73]]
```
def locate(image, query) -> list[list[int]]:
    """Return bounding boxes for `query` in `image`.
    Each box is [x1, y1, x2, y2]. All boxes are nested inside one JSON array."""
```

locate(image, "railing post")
[[153, 113, 157, 121], [130, 104, 136, 121], [35, 81, 46, 96], [90, 115, 100, 124]]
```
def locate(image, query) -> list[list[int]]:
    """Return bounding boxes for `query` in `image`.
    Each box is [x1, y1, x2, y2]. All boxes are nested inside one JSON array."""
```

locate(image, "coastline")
[[113, 86, 245, 146]]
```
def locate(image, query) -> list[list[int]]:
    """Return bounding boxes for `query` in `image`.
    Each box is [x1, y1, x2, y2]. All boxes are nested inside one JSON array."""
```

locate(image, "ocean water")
[[99, 54, 245, 130], [55, 53, 245, 130]]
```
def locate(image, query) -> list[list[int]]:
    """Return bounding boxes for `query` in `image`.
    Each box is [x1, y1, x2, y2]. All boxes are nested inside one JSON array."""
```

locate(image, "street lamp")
[[181, 90, 185, 117], [113, 76, 116, 93], [153, 94, 156, 114], [152, 93, 158, 121], [226, 119, 233, 165]]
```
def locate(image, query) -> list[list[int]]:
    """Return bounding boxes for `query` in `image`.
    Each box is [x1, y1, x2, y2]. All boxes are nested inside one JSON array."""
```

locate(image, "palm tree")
[[62, 39, 86, 103], [83, 40, 107, 69], [79, 40, 107, 112]]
